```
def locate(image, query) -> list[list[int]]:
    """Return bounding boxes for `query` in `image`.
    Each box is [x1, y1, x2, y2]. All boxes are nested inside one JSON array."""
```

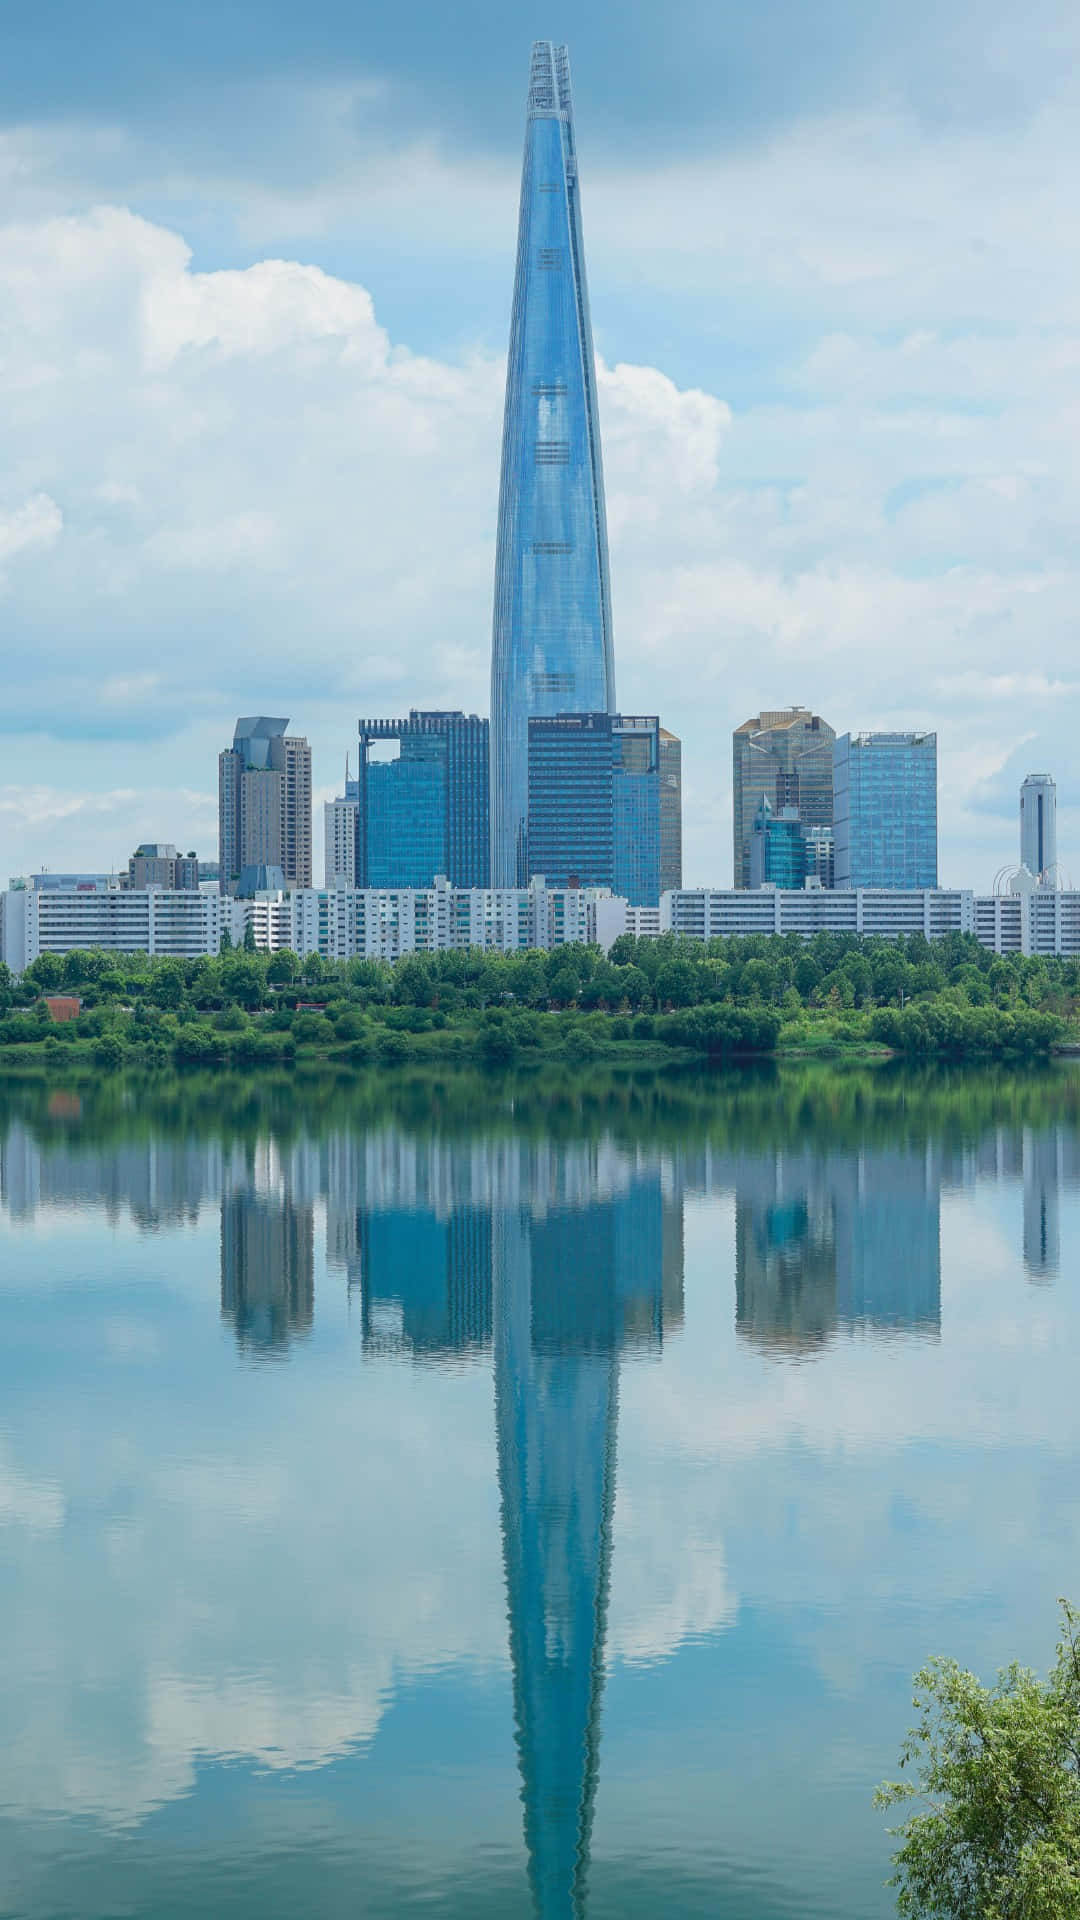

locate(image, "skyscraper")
[[732, 708, 835, 889], [659, 727, 683, 893], [218, 717, 312, 895], [1020, 773, 1058, 883], [276, 732, 313, 890], [833, 730, 938, 889], [356, 712, 489, 889], [527, 712, 661, 906], [324, 777, 359, 889], [491, 42, 616, 886]]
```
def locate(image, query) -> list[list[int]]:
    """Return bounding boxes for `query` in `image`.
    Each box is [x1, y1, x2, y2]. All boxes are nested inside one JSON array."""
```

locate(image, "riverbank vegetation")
[[877, 1599, 1080, 1917], [0, 930, 1074, 1071]]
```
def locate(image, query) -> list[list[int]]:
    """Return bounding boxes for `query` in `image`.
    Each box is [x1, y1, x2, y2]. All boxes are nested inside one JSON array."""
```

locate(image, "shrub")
[[93, 1034, 125, 1071]]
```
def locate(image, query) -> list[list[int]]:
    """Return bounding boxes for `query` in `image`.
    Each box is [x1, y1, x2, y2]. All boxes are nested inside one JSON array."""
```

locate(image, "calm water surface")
[[1, 1065, 1079, 1919]]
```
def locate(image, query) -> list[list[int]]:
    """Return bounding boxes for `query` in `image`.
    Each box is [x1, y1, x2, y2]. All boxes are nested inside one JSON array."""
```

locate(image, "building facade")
[[526, 713, 660, 906], [276, 732, 313, 890], [324, 780, 359, 890], [125, 844, 199, 891], [219, 717, 312, 894], [1, 882, 225, 971], [490, 41, 616, 885], [356, 712, 489, 890], [659, 728, 682, 893], [9, 878, 1080, 972], [733, 708, 835, 889], [748, 800, 808, 890], [833, 731, 938, 890], [1020, 773, 1058, 883]]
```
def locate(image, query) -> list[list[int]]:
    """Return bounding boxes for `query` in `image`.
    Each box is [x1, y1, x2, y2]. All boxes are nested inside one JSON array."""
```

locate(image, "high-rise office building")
[[491, 42, 615, 886], [613, 717, 661, 908], [219, 717, 312, 895], [1020, 774, 1058, 883], [355, 712, 489, 889], [733, 708, 835, 889], [527, 713, 660, 906], [748, 799, 808, 889], [833, 731, 938, 890], [659, 728, 682, 893]]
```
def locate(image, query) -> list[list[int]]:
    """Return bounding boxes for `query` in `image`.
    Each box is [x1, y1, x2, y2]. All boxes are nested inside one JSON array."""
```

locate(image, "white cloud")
[[0, 493, 62, 575], [0, 97, 1078, 880]]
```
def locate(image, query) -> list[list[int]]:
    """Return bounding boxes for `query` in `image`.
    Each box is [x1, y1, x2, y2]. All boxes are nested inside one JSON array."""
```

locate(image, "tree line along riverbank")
[[0, 930, 1071, 1070]]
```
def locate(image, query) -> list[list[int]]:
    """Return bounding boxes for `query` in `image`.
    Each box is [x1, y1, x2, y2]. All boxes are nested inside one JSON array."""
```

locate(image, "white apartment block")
[[644, 887, 1080, 956], [2, 883, 225, 972], [659, 889, 974, 943], [231, 876, 608, 963], [7, 876, 1080, 975]]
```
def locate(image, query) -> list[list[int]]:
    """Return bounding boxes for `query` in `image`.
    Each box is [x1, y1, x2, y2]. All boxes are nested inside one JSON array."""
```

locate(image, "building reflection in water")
[[220, 1142, 315, 1357], [331, 1136, 684, 1913], [3, 1106, 1080, 1906], [1020, 1125, 1080, 1283], [734, 1144, 944, 1355], [493, 1159, 682, 1918]]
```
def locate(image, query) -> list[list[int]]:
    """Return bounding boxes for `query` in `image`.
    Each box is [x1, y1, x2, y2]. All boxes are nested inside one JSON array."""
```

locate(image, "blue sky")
[[1, 0, 1079, 883]]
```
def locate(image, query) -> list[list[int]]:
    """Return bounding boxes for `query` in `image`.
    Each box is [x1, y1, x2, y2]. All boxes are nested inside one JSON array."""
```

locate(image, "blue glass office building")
[[749, 799, 809, 889], [527, 713, 660, 906], [357, 712, 489, 889], [833, 731, 938, 889], [491, 42, 616, 886]]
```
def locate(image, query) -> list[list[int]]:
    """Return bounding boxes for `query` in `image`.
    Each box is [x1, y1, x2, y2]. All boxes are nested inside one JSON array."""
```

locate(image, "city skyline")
[[1, 28, 1078, 886]]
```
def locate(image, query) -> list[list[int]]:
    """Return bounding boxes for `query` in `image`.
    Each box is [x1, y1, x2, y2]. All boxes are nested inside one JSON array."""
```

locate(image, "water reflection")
[[734, 1145, 942, 1354], [1, 1082, 1079, 1917]]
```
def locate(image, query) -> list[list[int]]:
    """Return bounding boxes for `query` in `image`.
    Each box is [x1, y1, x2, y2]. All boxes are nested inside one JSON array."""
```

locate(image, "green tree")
[[242, 920, 257, 954], [267, 948, 300, 986], [876, 1600, 1080, 1918]]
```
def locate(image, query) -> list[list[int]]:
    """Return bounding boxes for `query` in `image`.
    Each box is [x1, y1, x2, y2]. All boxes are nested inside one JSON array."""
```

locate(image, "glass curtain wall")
[[491, 41, 616, 886]]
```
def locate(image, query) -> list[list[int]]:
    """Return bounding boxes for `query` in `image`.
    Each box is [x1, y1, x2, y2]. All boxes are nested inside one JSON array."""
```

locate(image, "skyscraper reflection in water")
[[219, 1143, 315, 1356], [352, 1139, 683, 1914], [734, 1143, 945, 1355], [493, 1165, 682, 1918]]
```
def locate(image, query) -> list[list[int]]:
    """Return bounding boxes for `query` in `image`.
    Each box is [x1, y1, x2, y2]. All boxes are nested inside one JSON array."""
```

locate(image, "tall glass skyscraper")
[[527, 712, 661, 906], [491, 42, 616, 886], [357, 711, 489, 889], [833, 731, 938, 889]]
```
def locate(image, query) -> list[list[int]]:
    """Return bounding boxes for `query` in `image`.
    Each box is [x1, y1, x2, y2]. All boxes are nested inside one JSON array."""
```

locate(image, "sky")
[[1, 0, 1079, 887]]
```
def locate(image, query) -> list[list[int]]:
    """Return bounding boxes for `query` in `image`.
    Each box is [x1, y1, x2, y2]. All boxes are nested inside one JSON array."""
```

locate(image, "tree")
[[876, 1600, 1080, 1918], [242, 920, 257, 954], [267, 948, 300, 986]]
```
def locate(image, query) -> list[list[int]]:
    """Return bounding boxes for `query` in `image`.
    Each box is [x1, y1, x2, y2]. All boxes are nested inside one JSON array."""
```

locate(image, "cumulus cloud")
[[0, 102, 1078, 882]]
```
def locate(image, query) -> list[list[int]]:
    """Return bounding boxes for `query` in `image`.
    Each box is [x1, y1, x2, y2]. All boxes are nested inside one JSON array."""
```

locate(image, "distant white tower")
[[1020, 774, 1058, 883]]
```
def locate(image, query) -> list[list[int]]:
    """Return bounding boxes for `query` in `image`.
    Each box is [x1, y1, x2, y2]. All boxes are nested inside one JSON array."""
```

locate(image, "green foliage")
[[876, 1601, 1080, 1918], [1, 930, 1076, 1073], [267, 948, 300, 985]]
